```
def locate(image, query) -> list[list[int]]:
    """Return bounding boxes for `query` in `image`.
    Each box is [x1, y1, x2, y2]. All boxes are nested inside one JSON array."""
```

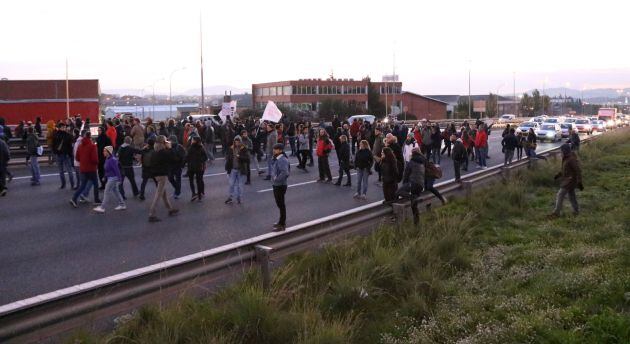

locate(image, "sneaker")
[[325, 179, 333, 183], [353, 193, 360, 198], [69, 199, 78, 208], [263, 176, 271, 181], [114, 205, 127, 211], [481, 166, 488, 170], [258, 171, 265, 175], [343, 183, 352, 187], [360, 194, 367, 200], [168, 209, 179, 216], [316, 179, 324, 183], [191, 194, 198, 202], [148, 216, 161, 223], [225, 198, 233, 204], [7, 175, 12, 183], [138, 195, 145, 201], [173, 194, 180, 199], [197, 195, 203, 202], [334, 181, 341, 186], [79, 195, 88, 203], [93, 200, 102, 205], [93, 206, 105, 214], [237, 198, 241, 205], [0, 189, 6, 197], [245, 181, 251, 185]]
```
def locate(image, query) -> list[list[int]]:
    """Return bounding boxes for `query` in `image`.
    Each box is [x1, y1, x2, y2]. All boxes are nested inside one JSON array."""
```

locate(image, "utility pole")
[[468, 60, 472, 118], [513, 72, 516, 115], [200, 13, 205, 114], [65, 58, 70, 119]]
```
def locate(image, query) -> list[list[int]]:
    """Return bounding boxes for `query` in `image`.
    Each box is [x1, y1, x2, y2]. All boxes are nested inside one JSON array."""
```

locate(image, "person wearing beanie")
[[271, 143, 290, 231], [550, 143, 583, 217], [167, 135, 186, 199], [93, 145, 126, 213], [224, 135, 249, 204]]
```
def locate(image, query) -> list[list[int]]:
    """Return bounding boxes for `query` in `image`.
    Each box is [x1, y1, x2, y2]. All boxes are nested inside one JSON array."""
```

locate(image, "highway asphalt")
[[0, 132, 583, 304]]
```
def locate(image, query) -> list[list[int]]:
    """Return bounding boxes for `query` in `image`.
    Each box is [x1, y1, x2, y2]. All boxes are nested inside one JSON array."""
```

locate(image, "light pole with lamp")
[[169, 67, 186, 119]]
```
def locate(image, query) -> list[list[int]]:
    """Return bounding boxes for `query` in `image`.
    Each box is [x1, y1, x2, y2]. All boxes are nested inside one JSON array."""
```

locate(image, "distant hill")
[[181, 85, 249, 96], [525, 87, 630, 100]]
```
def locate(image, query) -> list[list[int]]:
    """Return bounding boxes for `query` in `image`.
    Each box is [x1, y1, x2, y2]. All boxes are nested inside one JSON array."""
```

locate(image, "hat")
[[104, 146, 114, 156], [233, 135, 242, 141], [273, 143, 284, 151]]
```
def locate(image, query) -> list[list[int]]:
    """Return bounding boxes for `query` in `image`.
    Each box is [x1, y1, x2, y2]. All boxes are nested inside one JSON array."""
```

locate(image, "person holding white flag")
[[262, 101, 283, 123]]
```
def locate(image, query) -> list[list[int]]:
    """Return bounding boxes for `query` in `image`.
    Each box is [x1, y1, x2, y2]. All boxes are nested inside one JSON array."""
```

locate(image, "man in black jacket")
[[395, 147, 425, 225], [501, 128, 518, 166], [335, 135, 352, 187], [451, 135, 466, 182], [52, 123, 76, 189], [167, 135, 186, 199], [117, 136, 140, 198], [148, 135, 179, 222]]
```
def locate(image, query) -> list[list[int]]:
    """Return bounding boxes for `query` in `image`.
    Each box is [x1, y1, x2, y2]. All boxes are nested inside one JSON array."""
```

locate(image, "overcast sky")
[[2, 0, 629, 95]]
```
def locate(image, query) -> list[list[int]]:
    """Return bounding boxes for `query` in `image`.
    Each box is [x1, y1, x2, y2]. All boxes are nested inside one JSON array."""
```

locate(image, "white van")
[[498, 114, 516, 123]]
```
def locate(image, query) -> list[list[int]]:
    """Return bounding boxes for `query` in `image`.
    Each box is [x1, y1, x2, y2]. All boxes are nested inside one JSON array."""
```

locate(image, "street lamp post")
[[169, 67, 186, 119]]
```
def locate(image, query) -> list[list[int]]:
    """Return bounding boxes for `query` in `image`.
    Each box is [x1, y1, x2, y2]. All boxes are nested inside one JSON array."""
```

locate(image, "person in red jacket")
[[474, 124, 488, 169], [106, 121, 118, 149], [70, 131, 101, 207], [316, 129, 333, 182], [349, 119, 361, 154]]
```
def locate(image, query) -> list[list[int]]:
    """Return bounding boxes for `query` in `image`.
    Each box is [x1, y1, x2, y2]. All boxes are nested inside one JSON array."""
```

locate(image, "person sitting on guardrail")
[[395, 147, 425, 225], [549, 143, 583, 218]]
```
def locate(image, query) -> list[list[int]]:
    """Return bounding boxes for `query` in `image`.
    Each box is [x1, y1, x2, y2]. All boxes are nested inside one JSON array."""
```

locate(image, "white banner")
[[261, 100, 283, 123], [218, 100, 238, 122]]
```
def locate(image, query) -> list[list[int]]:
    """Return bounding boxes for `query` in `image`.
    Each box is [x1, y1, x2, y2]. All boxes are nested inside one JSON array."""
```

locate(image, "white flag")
[[261, 100, 283, 123]]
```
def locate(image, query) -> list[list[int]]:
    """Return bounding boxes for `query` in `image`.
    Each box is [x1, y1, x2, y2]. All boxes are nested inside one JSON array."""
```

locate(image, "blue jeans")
[[478, 147, 487, 167], [73, 172, 100, 202], [29, 155, 40, 183], [57, 154, 75, 188], [228, 170, 245, 200], [356, 168, 370, 195], [102, 178, 125, 209], [266, 155, 273, 177]]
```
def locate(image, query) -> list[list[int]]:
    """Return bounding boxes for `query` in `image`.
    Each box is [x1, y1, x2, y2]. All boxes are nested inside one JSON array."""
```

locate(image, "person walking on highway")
[[271, 143, 290, 231], [316, 129, 334, 183], [396, 147, 425, 225], [0, 137, 9, 197], [372, 127, 385, 185], [297, 126, 310, 172], [451, 135, 466, 182], [474, 124, 488, 169], [96, 126, 112, 189], [52, 122, 76, 189], [148, 136, 179, 222], [26, 126, 41, 186], [240, 130, 254, 185], [139, 138, 158, 200], [117, 136, 140, 198], [264, 123, 277, 181], [550, 143, 583, 217], [186, 135, 208, 202], [93, 146, 126, 213], [70, 131, 101, 207], [380, 147, 399, 204], [130, 118, 145, 150], [501, 128, 518, 166], [430, 125, 442, 165], [335, 135, 352, 187], [167, 135, 186, 199], [354, 140, 373, 200], [225, 135, 250, 205]]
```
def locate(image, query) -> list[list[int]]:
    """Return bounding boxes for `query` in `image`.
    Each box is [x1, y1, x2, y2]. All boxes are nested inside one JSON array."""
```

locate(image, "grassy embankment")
[[74, 130, 630, 343]]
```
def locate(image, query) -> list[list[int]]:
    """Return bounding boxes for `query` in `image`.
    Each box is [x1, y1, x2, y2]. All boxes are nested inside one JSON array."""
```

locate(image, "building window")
[[270, 87, 277, 96], [283, 86, 292, 95], [262, 88, 269, 96], [255, 88, 262, 96]]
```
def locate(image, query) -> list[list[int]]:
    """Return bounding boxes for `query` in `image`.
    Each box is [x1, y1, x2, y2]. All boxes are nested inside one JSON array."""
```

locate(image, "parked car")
[[564, 117, 578, 125], [536, 124, 562, 142], [560, 123, 575, 138], [516, 121, 540, 135], [574, 119, 593, 135], [591, 120, 606, 132]]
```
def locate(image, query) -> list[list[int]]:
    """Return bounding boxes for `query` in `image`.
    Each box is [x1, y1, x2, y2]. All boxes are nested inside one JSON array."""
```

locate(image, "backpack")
[[425, 161, 442, 179]]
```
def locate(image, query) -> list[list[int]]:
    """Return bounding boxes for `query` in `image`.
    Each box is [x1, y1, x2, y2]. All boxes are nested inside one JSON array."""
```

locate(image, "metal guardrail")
[[0, 126, 613, 342]]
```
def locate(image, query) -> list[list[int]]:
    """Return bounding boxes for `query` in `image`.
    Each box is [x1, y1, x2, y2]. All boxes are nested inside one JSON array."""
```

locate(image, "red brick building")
[[0, 79, 100, 124], [252, 78, 446, 119]]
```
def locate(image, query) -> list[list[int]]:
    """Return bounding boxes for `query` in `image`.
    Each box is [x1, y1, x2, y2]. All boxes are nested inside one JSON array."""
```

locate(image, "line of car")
[[515, 115, 626, 143]]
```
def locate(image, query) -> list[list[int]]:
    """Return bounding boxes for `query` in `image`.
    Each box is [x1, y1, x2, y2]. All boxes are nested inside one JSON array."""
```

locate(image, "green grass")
[[73, 131, 630, 344]]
